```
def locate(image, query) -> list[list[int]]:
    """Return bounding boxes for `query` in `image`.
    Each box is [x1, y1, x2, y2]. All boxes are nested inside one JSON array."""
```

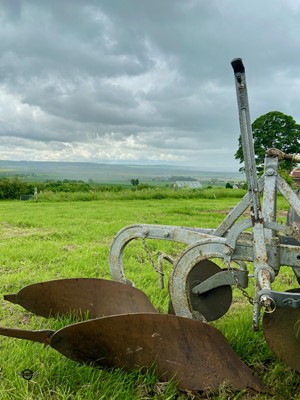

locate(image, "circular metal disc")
[[263, 289, 300, 371], [186, 259, 232, 322]]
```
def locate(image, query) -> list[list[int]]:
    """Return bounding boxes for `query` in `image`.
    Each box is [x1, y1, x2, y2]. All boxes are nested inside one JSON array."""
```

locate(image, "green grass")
[[35, 186, 247, 202], [0, 195, 299, 399]]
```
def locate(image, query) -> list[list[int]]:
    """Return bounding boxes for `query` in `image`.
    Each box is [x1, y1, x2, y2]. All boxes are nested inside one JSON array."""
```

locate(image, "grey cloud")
[[0, 0, 300, 170]]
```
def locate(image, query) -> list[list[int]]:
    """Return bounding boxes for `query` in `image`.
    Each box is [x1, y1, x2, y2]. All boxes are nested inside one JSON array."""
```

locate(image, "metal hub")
[[263, 289, 300, 372], [186, 259, 232, 321]]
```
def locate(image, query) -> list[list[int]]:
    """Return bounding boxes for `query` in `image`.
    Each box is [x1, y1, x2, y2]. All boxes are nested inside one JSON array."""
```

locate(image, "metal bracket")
[[258, 289, 300, 309], [192, 269, 248, 295]]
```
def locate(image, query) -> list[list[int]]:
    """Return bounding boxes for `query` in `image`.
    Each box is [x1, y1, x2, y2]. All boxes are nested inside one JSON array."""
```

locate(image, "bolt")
[[266, 168, 275, 176], [224, 246, 233, 255]]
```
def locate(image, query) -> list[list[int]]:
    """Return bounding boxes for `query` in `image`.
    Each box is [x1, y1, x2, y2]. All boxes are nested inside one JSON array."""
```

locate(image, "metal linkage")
[[141, 237, 174, 289], [109, 224, 215, 284]]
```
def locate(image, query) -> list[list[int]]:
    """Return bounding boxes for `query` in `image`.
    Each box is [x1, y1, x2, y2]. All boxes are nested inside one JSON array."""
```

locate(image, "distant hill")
[[0, 160, 243, 184]]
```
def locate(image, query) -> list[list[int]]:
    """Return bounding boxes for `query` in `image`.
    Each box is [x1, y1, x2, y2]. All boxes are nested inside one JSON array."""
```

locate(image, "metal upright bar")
[[231, 58, 275, 328], [231, 58, 261, 220]]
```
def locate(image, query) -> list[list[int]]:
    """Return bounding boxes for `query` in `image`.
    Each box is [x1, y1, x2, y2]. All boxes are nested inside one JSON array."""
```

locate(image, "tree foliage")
[[235, 111, 300, 173], [130, 178, 139, 186], [0, 177, 32, 199]]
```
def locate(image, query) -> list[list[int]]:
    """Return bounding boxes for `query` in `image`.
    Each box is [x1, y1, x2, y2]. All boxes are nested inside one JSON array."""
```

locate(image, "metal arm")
[[231, 58, 275, 326]]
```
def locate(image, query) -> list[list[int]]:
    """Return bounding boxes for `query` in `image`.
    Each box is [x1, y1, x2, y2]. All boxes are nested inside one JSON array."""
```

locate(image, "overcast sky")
[[1, 0, 300, 171]]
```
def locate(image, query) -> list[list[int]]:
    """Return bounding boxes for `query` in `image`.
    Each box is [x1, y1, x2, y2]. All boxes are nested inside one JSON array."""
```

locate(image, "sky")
[[1, 0, 300, 172]]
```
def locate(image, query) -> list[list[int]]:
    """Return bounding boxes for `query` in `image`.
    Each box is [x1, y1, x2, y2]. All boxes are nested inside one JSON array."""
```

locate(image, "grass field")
[[0, 194, 299, 399]]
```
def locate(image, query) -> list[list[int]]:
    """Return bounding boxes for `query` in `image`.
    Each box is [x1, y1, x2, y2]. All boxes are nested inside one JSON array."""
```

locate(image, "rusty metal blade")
[[263, 289, 300, 372], [0, 326, 54, 344], [0, 313, 266, 391], [50, 313, 266, 392], [4, 278, 157, 318]]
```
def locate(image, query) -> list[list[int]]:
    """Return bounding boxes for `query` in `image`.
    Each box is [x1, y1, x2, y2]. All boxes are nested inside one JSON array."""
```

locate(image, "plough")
[[1, 58, 300, 393], [110, 58, 300, 381]]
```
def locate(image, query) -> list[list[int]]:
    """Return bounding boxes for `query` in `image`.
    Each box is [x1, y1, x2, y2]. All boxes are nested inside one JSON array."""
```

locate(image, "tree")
[[235, 111, 300, 173], [130, 178, 139, 186], [0, 177, 28, 199]]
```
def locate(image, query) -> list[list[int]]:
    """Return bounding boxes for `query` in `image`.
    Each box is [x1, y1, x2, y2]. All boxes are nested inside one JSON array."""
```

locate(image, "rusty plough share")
[[2, 58, 300, 393]]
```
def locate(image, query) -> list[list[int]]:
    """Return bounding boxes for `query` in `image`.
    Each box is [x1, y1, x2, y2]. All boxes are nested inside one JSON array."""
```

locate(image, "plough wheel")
[[186, 259, 232, 321], [263, 289, 300, 371]]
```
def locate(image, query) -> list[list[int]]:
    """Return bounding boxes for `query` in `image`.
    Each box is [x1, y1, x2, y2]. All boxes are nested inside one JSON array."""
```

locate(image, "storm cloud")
[[1, 0, 300, 170]]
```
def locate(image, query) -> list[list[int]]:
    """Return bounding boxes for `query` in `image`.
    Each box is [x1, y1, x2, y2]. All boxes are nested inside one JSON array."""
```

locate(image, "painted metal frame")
[[109, 58, 300, 329]]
